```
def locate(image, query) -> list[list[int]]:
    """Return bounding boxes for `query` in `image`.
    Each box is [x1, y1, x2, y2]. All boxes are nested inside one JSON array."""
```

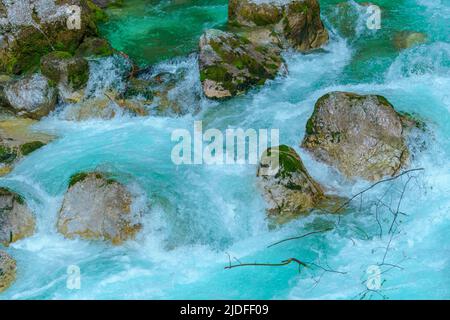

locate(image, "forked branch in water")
[[225, 258, 308, 272], [268, 168, 425, 248]]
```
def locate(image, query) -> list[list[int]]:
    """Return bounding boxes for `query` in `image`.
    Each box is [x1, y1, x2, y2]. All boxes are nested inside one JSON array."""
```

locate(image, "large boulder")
[[0, 250, 16, 293], [57, 172, 142, 244], [228, 0, 329, 52], [199, 29, 284, 99], [302, 92, 414, 181], [0, 0, 103, 75], [0, 118, 52, 176], [257, 145, 328, 224], [40, 51, 89, 91], [0, 187, 36, 246], [2, 73, 57, 119]]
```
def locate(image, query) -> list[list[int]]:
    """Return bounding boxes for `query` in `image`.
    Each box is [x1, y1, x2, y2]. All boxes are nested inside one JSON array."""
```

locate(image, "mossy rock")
[[19, 141, 45, 156], [76, 37, 114, 58], [257, 145, 331, 223], [69, 172, 90, 187], [87, 0, 109, 23], [0, 187, 36, 246], [199, 29, 284, 99], [0, 145, 18, 165], [41, 51, 89, 90]]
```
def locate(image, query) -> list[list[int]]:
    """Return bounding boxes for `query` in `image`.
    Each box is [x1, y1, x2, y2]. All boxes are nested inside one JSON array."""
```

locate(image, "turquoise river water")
[[0, 0, 449, 299]]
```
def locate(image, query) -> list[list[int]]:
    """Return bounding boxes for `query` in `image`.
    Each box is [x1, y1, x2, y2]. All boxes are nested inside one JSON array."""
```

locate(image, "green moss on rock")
[[41, 51, 89, 90], [19, 141, 45, 156], [0, 145, 17, 164], [76, 37, 114, 58], [0, 0, 100, 75], [199, 29, 284, 99], [69, 172, 89, 187]]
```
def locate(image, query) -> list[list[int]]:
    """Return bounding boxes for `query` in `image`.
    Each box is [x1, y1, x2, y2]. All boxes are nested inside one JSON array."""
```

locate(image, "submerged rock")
[[393, 31, 427, 50], [229, 0, 329, 52], [257, 145, 333, 224], [2, 73, 57, 119], [0, 0, 103, 75], [124, 64, 202, 116], [40, 51, 89, 91], [61, 91, 148, 121], [0, 187, 36, 246], [57, 172, 142, 245], [0, 250, 16, 293], [199, 29, 284, 99], [302, 92, 415, 181], [326, 1, 375, 39]]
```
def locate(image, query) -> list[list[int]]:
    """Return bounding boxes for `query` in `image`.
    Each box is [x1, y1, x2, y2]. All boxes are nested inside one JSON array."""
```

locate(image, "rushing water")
[[1, 0, 449, 299]]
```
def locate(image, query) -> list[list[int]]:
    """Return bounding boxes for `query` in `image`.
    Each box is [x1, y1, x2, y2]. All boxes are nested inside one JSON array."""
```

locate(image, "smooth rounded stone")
[[393, 31, 427, 50], [199, 29, 284, 99], [40, 51, 89, 91], [3, 73, 57, 119], [57, 172, 142, 245], [257, 145, 326, 224], [302, 92, 414, 181], [0, 187, 36, 246], [75, 37, 114, 58], [229, 0, 329, 52], [0, 0, 102, 75], [0, 250, 16, 293]]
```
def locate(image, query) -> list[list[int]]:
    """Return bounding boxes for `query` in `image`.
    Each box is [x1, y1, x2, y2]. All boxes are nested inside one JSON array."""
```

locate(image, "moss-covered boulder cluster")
[[0, 0, 105, 75], [198, 0, 329, 99], [256, 90, 424, 222], [229, 0, 329, 52], [0, 0, 120, 123]]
